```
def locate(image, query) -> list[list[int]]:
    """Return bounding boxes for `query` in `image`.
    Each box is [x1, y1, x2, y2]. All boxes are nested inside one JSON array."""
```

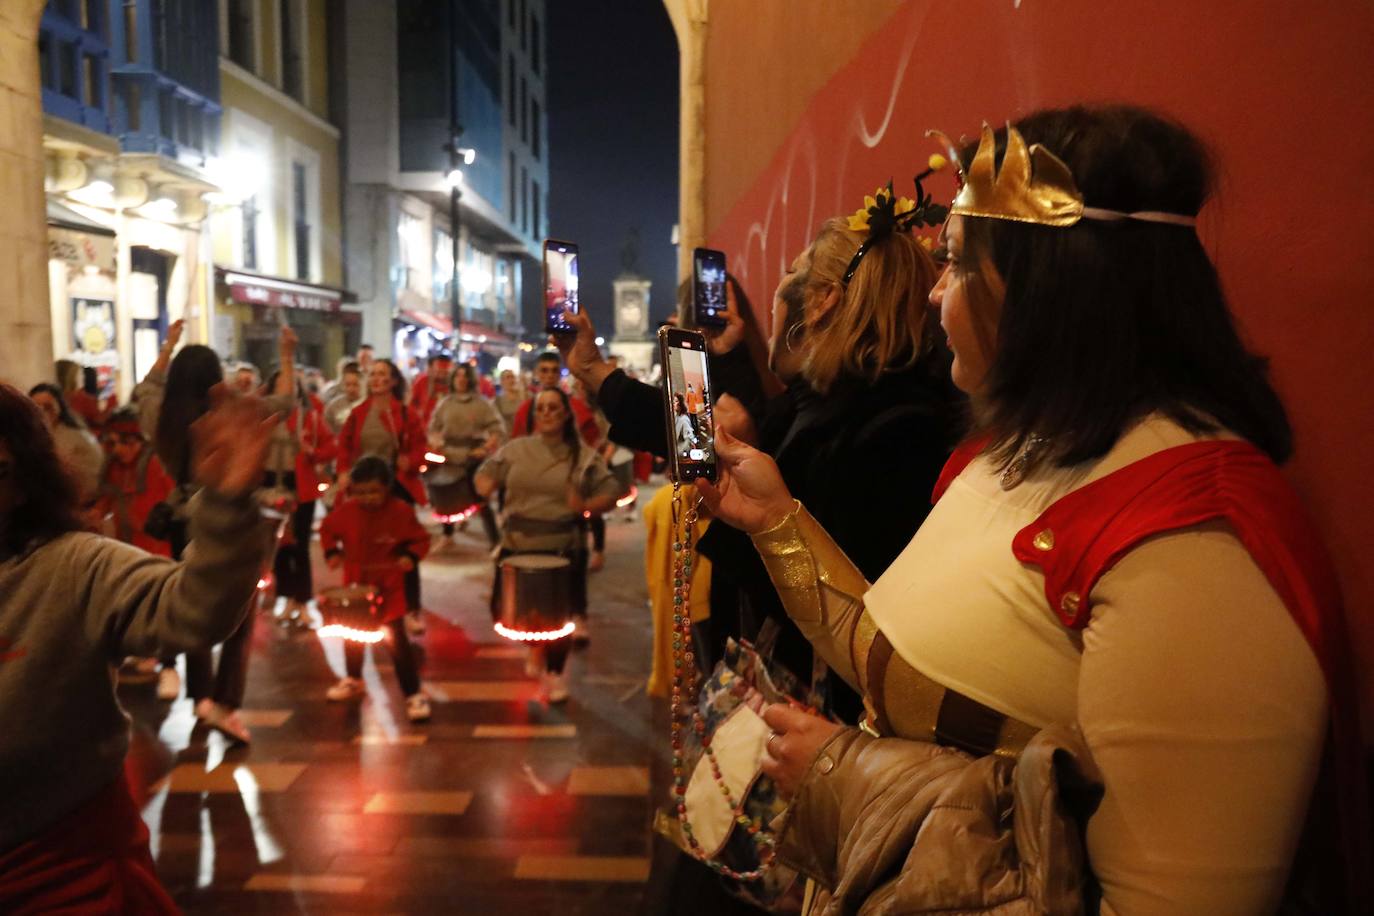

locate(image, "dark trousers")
[[391, 479, 422, 611], [345, 618, 422, 696], [272, 497, 316, 603], [589, 514, 606, 552], [186, 610, 254, 709]]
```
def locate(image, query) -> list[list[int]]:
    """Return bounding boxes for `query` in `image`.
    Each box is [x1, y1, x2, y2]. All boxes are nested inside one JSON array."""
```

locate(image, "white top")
[[864, 414, 1328, 914]]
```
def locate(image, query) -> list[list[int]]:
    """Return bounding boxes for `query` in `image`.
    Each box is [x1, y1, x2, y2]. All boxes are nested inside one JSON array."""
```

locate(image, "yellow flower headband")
[[842, 154, 949, 286]]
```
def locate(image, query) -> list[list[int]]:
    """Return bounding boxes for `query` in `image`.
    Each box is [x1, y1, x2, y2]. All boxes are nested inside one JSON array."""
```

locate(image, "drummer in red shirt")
[[409, 351, 453, 428], [510, 352, 600, 445], [319, 456, 433, 722]]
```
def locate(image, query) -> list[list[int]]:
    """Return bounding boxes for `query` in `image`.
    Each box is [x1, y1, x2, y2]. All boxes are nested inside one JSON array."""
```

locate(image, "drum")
[[423, 462, 479, 517], [497, 554, 574, 641], [317, 584, 385, 643]]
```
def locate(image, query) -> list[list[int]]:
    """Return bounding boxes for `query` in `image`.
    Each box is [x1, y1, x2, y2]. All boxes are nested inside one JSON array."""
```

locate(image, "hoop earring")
[[785, 321, 805, 352]]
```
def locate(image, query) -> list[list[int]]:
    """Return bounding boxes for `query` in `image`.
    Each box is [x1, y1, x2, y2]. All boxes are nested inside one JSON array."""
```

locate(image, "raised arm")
[[85, 388, 278, 657]]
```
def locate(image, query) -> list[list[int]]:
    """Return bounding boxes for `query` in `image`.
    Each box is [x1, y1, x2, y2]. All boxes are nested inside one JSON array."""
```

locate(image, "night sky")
[[522, 0, 679, 337]]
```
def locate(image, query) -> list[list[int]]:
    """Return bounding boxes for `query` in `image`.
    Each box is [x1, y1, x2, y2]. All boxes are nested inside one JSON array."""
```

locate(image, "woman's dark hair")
[[350, 455, 393, 487], [376, 359, 407, 401], [0, 384, 84, 554], [958, 104, 1292, 469], [28, 383, 84, 430], [155, 344, 223, 484], [673, 393, 687, 415], [449, 363, 477, 393], [535, 388, 582, 478]]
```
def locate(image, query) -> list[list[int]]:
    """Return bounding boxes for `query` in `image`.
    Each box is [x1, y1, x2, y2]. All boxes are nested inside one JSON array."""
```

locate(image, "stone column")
[[664, 0, 708, 286], [0, 0, 53, 390]]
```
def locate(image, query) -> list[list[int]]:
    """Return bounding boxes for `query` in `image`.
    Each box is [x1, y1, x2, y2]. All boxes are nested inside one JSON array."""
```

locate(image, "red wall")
[[707, 1, 1374, 729]]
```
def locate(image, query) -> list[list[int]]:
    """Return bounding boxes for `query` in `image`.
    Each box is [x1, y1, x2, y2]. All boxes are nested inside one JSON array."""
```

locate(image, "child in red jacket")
[[319, 456, 433, 721], [94, 408, 176, 557]]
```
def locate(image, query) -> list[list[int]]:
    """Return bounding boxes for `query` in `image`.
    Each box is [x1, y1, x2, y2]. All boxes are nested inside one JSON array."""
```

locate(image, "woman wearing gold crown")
[[700, 105, 1370, 914]]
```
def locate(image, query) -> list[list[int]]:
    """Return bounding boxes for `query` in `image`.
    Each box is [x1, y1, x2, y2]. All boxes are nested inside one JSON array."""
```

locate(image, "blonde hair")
[[798, 217, 939, 393]]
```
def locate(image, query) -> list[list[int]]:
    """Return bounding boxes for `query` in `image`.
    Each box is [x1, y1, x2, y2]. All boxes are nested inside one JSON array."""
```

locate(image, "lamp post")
[[447, 146, 463, 348]]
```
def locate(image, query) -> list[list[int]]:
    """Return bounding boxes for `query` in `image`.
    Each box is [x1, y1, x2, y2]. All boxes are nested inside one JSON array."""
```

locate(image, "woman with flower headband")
[[558, 187, 961, 724], [700, 104, 1370, 913]]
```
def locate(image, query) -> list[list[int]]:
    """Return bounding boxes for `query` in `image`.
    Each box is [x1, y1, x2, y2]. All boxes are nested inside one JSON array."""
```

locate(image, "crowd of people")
[[0, 102, 1367, 913], [7, 317, 636, 731]]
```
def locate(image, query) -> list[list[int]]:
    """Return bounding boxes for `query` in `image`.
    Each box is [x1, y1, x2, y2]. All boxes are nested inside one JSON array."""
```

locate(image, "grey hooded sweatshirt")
[[0, 489, 272, 850]]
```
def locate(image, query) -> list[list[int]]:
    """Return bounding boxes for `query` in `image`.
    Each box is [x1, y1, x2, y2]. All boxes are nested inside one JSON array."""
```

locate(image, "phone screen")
[[660, 329, 716, 482], [543, 240, 579, 333], [692, 247, 727, 329]]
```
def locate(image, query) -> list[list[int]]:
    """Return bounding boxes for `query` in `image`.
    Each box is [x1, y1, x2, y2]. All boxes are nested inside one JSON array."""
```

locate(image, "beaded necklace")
[[667, 482, 777, 881]]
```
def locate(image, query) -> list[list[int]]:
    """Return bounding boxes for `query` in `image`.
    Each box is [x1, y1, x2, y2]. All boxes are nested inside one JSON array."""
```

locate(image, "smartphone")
[[658, 326, 717, 483], [691, 247, 728, 329], [543, 239, 580, 334]]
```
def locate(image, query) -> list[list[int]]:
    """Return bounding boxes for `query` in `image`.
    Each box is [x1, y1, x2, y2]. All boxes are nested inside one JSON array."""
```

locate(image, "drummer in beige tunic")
[[475, 388, 623, 701]]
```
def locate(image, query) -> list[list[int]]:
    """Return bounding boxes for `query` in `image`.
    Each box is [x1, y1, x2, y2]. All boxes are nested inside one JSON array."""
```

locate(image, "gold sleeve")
[[751, 501, 871, 692]]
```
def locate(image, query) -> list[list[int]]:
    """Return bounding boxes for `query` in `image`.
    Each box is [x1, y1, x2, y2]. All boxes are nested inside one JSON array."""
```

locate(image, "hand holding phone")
[[658, 326, 717, 483], [692, 247, 728, 330], [543, 239, 580, 334]]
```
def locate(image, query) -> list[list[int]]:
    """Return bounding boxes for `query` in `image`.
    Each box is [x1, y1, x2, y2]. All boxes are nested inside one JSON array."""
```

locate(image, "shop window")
[[507, 53, 515, 126], [520, 76, 527, 144], [508, 151, 516, 222]]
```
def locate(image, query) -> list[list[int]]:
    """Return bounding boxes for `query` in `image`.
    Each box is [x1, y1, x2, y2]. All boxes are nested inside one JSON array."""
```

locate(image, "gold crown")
[[927, 123, 1084, 227]]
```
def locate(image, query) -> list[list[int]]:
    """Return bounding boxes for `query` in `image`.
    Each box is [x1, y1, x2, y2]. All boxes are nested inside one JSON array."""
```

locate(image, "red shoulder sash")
[[937, 439, 1370, 908]]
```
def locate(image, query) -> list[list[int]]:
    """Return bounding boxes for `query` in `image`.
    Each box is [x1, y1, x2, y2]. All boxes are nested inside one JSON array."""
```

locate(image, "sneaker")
[[326, 677, 365, 702], [543, 671, 570, 704], [587, 551, 606, 572], [405, 611, 427, 638], [156, 666, 181, 701], [571, 617, 590, 648], [406, 693, 432, 722], [196, 700, 251, 745], [523, 645, 545, 679]]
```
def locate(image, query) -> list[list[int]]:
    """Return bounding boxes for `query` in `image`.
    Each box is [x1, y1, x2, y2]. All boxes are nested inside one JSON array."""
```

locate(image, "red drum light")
[[256, 573, 273, 591], [616, 485, 639, 508], [318, 623, 386, 644], [424, 451, 447, 464], [494, 621, 576, 642], [432, 504, 478, 524]]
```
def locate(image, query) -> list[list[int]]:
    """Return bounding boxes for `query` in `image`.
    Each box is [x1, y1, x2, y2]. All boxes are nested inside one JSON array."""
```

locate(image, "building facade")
[[208, 0, 354, 375], [39, 0, 222, 400], [338, 0, 546, 376]]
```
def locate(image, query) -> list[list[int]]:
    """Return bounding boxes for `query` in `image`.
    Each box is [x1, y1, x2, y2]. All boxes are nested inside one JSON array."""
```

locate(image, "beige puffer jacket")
[[777, 725, 1101, 915]]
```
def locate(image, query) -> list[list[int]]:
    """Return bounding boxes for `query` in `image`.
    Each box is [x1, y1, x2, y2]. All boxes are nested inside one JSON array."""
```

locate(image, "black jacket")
[[597, 355, 962, 721]]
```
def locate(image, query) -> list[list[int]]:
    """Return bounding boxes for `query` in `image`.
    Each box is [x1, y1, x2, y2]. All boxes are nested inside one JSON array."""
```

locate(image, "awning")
[[47, 198, 115, 236], [216, 266, 357, 313], [397, 309, 514, 345]]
